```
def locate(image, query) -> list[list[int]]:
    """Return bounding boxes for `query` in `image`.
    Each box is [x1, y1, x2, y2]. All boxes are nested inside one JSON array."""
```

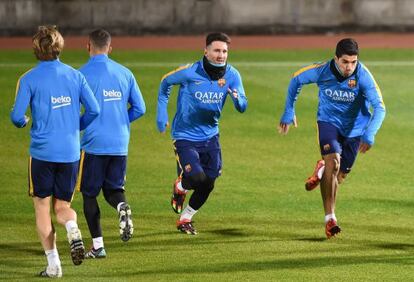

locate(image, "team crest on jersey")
[[323, 144, 331, 152], [348, 79, 356, 88], [185, 164, 192, 173], [218, 78, 226, 87]]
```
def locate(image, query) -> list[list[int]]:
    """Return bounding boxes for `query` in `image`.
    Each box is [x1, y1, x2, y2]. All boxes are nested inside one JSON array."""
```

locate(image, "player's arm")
[[228, 69, 247, 113], [157, 64, 190, 133], [79, 75, 100, 130], [359, 68, 386, 152], [10, 75, 31, 128], [279, 63, 323, 134], [128, 74, 146, 123]]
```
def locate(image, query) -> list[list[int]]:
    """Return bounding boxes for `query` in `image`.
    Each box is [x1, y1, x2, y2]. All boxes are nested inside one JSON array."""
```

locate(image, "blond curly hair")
[[32, 25, 64, 61]]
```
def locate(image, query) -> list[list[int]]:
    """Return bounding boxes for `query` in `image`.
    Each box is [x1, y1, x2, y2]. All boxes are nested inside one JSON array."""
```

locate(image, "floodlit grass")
[[0, 49, 413, 281]]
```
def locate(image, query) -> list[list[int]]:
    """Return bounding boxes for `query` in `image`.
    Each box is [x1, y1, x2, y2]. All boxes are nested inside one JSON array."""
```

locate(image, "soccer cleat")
[[305, 160, 325, 191], [171, 177, 187, 214], [67, 227, 85, 265], [176, 219, 198, 235], [39, 265, 62, 278], [119, 203, 133, 242], [85, 247, 107, 259], [325, 219, 341, 239]]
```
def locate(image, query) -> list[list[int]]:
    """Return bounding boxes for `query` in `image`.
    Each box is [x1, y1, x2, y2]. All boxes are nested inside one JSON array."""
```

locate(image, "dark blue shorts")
[[318, 121, 361, 174], [29, 157, 79, 202], [78, 152, 127, 197], [173, 135, 222, 179]]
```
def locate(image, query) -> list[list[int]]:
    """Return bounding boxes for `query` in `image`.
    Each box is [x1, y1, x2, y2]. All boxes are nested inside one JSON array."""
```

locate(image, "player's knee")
[[52, 200, 71, 215], [333, 158, 340, 172], [187, 172, 208, 189]]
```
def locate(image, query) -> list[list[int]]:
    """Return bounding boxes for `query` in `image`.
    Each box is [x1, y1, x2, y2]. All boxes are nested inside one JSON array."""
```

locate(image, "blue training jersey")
[[157, 58, 247, 141], [79, 54, 146, 155], [280, 59, 386, 145], [11, 59, 100, 163]]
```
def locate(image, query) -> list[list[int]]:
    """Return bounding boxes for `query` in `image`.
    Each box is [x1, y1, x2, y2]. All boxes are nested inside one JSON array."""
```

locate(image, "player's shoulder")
[[357, 61, 376, 81], [226, 64, 242, 77], [294, 61, 328, 77]]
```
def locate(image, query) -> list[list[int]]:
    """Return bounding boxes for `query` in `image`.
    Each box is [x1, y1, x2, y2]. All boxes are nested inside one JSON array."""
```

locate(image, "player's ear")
[[108, 46, 112, 54]]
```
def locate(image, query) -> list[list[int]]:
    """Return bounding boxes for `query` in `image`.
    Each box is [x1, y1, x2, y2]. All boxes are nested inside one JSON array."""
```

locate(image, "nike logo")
[[194, 81, 203, 85]]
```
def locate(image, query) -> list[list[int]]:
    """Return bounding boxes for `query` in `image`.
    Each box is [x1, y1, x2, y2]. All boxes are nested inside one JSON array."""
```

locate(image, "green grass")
[[1, 49, 413, 281]]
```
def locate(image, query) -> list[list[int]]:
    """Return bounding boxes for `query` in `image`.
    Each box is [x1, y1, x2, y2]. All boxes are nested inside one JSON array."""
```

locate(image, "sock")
[[176, 180, 188, 193], [117, 202, 125, 213], [92, 237, 104, 250], [45, 249, 61, 267], [65, 220, 78, 232], [180, 205, 198, 222], [325, 213, 337, 223]]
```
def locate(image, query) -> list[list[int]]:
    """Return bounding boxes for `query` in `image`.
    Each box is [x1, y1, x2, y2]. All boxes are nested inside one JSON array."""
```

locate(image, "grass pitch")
[[0, 48, 413, 281]]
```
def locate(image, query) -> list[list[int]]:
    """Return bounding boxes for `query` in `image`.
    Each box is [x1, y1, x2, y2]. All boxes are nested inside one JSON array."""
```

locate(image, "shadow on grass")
[[83, 253, 414, 278], [0, 242, 43, 256]]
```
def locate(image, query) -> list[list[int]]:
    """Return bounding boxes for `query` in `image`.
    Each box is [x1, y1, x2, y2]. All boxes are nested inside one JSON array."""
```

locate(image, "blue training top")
[[11, 59, 100, 162], [280, 59, 386, 145], [157, 58, 247, 141], [79, 54, 146, 155]]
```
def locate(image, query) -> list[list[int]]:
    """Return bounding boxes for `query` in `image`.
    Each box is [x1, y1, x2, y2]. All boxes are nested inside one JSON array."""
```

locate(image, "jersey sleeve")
[[128, 74, 146, 122], [359, 66, 386, 145], [10, 74, 31, 128], [79, 74, 100, 130], [229, 68, 247, 113], [156, 64, 190, 132], [280, 63, 324, 124]]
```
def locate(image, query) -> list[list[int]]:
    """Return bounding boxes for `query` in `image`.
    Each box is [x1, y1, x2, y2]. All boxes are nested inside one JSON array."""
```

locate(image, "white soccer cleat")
[[119, 203, 133, 242], [39, 265, 62, 278], [67, 227, 85, 265]]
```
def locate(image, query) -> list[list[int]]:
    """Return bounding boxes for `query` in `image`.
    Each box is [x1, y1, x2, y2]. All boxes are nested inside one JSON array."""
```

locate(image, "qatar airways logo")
[[51, 96, 71, 109], [194, 91, 224, 104], [324, 89, 356, 102], [103, 89, 122, 102]]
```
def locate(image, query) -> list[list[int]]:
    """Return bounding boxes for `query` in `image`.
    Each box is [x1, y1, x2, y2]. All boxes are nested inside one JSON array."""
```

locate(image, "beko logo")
[[103, 89, 122, 101], [51, 96, 71, 109]]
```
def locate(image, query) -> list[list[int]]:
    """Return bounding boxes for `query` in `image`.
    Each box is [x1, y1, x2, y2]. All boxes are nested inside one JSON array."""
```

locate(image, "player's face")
[[335, 54, 358, 77], [204, 41, 228, 65]]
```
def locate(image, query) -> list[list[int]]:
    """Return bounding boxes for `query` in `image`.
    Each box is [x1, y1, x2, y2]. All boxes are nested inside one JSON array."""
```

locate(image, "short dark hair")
[[335, 38, 359, 58], [89, 29, 111, 49], [206, 32, 231, 46]]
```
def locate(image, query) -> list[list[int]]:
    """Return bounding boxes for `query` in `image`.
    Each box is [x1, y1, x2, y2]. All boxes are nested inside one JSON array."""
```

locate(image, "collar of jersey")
[[38, 58, 60, 65], [195, 58, 229, 81], [90, 54, 109, 62]]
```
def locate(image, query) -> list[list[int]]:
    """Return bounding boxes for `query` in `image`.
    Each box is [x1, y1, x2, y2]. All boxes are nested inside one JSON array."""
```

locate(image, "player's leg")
[[171, 142, 191, 214], [317, 121, 342, 238], [79, 153, 107, 257], [30, 158, 62, 278], [176, 136, 222, 235], [102, 155, 132, 242], [53, 160, 85, 265], [338, 136, 361, 184]]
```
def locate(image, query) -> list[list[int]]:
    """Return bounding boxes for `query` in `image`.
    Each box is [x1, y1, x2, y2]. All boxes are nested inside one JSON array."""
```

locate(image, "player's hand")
[[22, 115, 30, 128], [278, 115, 297, 135], [359, 142, 371, 153], [228, 88, 238, 99], [160, 122, 169, 134]]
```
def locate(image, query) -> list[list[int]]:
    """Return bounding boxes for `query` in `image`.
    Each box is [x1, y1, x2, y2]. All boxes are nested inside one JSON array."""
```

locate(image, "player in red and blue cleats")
[[279, 38, 385, 238], [157, 33, 247, 234]]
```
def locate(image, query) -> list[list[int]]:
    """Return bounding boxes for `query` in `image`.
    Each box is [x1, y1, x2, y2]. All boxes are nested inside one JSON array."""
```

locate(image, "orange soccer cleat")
[[305, 160, 325, 191], [176, 219, 198, 235], [171, 177, 187, 214], [325, 218, 341, 239]]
